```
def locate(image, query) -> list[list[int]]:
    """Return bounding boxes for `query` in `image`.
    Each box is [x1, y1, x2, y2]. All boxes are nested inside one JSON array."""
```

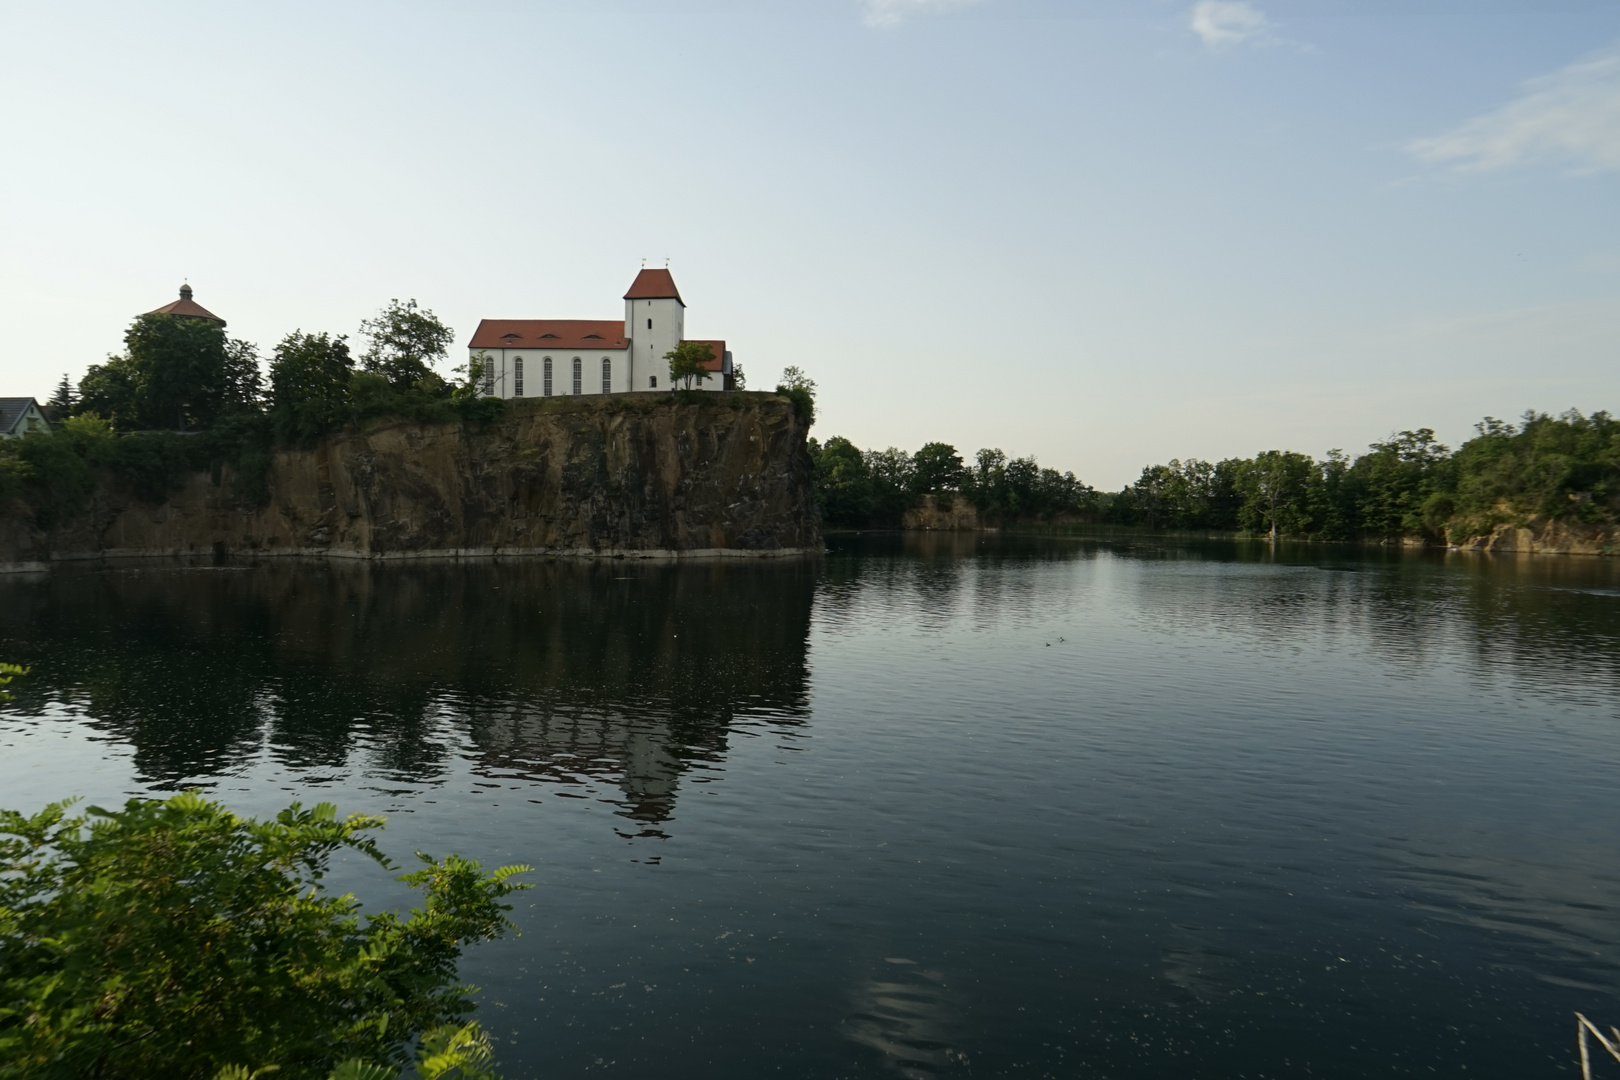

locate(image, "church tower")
[[623, 268, 685, 391]]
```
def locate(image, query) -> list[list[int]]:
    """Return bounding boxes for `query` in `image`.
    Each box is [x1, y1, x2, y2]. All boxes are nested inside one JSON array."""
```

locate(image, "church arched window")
[[512, 356, 524, 397], [482, 357, 495, 396], [601, 357, 612, 395], [572, 357, 582, 395], [543, 357, 553, 397]]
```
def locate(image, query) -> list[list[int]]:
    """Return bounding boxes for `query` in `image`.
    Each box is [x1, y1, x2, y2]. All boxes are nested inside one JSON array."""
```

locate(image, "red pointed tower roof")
[[623, 268, 683, 305], [144, 284, 225, 325]]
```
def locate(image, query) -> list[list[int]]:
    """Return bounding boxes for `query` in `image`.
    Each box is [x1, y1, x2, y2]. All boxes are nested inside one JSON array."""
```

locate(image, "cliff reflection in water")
[[0, 559, 815, 827]]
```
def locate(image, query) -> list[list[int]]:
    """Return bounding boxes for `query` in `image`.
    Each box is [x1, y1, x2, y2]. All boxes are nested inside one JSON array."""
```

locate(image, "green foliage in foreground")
[[0, 664, 25, 702], [0, 793, 530, 1080]]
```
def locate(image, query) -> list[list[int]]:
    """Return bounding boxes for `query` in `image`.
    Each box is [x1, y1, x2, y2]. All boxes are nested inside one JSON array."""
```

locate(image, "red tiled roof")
[[468, 319, 629, 350], [623, 268, 683, 304], [145, 285, 225, 325], [683, 339, 726, 372]]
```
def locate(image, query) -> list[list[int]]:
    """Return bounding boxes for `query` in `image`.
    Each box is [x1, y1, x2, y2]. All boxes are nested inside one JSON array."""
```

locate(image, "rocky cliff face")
[[1449, 517, 1619, 556], [1, 394, 821, 568]]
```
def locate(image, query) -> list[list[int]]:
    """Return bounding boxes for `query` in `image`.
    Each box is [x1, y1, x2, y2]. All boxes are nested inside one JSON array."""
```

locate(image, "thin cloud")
[[1188, 1, 1269, 49], [859, 0, 986, 29], [1410, 45, 1620, 174]]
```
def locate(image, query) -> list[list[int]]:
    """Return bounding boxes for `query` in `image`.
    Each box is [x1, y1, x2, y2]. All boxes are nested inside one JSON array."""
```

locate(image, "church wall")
[[474, 345, 726, 398], [485, 348, 632, 399]]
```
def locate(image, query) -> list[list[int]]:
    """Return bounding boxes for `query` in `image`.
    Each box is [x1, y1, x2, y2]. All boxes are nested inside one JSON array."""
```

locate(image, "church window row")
[[488, 354, 622, 398]]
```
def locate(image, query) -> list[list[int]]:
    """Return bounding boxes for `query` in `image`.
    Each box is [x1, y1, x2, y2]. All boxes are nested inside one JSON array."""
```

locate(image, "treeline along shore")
[[811, 409, 1620, 554]]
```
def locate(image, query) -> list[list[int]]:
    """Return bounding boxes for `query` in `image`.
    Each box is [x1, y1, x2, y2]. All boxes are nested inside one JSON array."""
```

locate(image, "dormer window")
[[583, 334, 601, 340], [539, 333, 559, 339]]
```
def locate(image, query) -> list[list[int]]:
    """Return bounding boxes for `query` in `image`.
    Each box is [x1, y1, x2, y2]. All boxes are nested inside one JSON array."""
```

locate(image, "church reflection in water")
[[0, 557, 817, 831]]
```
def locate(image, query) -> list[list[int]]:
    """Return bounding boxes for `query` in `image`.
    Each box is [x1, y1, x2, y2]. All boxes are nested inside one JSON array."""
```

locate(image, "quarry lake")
[[1, 535, 1617, 1078]]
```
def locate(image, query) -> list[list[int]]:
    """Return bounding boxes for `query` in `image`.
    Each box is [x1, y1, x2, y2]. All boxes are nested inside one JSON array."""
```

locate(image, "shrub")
[[0, 793, 530, 1080]]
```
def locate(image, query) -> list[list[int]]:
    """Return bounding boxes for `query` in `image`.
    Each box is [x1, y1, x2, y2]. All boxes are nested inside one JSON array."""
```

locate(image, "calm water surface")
[[1, 535, 1617, 1078]]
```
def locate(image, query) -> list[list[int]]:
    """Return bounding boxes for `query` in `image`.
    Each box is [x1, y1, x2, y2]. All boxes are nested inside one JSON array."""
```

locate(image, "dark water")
[[1, 535, 1617, 1078]]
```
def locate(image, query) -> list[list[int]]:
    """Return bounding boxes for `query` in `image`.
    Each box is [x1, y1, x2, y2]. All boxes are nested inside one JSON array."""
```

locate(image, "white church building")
[[467, 268, 734, 398]]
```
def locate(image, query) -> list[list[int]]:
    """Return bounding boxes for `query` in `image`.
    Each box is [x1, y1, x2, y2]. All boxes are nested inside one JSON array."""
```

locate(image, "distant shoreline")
[[824, 523, 1618, 557]]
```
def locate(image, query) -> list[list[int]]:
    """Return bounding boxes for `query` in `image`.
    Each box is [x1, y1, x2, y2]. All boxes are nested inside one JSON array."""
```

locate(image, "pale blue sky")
[[2, 0, 1617, 487]]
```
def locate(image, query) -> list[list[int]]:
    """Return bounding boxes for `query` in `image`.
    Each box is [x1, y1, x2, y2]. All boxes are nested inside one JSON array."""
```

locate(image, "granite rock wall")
[[0, 394, 821, 568]]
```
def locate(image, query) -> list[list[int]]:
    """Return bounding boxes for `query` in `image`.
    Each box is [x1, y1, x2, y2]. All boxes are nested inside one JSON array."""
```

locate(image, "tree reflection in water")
[[0, 558, 815, 832]]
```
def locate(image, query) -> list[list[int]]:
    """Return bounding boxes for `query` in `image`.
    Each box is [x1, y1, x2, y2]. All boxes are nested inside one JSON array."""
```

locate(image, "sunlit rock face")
[[5, 393, 820, 564], [1449, 516, 1620, 556]]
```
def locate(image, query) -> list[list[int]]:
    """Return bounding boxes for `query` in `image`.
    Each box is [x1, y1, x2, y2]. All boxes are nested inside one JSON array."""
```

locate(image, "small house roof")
[[145, 284, 225, 325], [0, 398, 44, 435], [623, 268, 684, 305], [468, 319, 630, 351]]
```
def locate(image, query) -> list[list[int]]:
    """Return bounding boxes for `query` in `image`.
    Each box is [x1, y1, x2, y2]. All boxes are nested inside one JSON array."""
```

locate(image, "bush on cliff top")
[[0, 413, 275, 528]]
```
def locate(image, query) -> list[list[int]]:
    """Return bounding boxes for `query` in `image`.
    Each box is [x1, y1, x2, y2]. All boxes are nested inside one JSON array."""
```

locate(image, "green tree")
[[1118, 458, 1239, 531], [1349, 428, 1449, 540], [359, 299, 454, 394], [1309, 449, 1359, 541], [911, 442, 965, 495], [44, 375, 76, 421], [222, 338, 266, 415], [1127, 463, 1177, 530], [74, 357, 140, 427], [123, 313, 229, 430], [774, 366, 816, 428], [0, 793, 530, 1080], [75, 316, 261, 432], [270, 332, 355, 444], [813, 435, 873, 526], [664, 341, 716, 391], [1234, 450, 1316, 540], [1434, 410, 1620, 537], [864, 446, 916, 526], [964, 448, 1009, 518]]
